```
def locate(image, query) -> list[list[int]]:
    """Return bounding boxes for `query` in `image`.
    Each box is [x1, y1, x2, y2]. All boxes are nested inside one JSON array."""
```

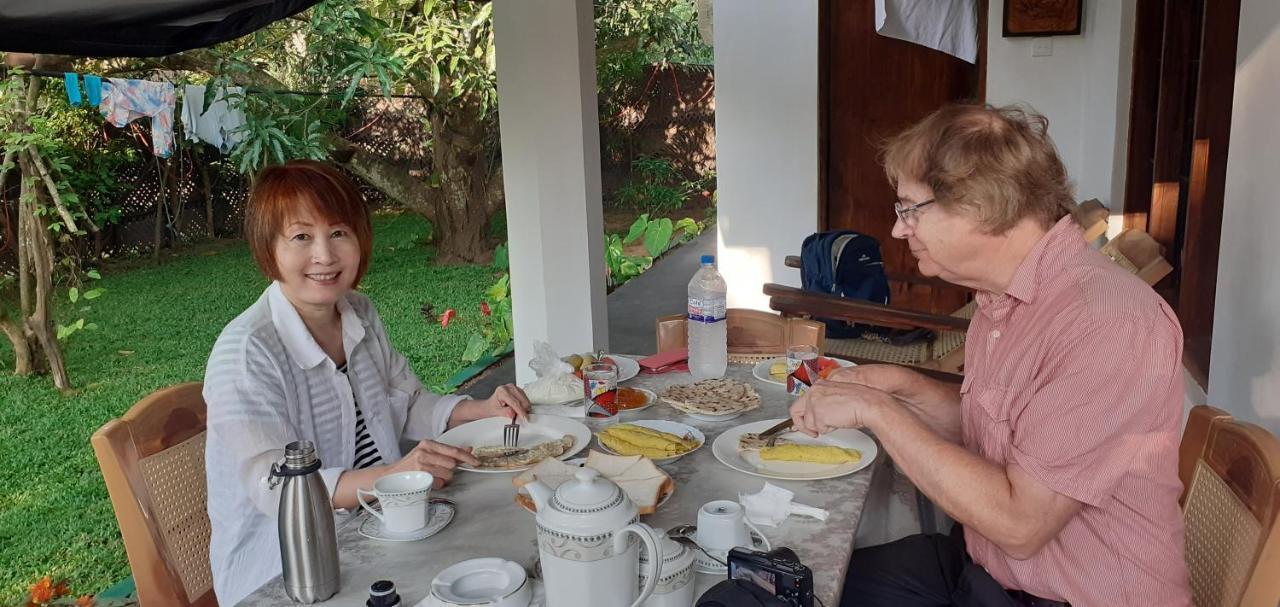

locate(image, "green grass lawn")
[[0, 212, 501, 603]]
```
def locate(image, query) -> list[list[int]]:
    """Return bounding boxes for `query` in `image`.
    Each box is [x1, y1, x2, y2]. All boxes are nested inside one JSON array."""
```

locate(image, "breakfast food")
[[759, 444, 861, 465], [512, 450, 673, 514], [662, 378, 760, 417], [737, 432, 796, 451], [472, 435, 576, 469], [563, 352, 621, 378], [596, 423, 699, 458], [769, 356, 843, 381], [615, 387, 649, 410]]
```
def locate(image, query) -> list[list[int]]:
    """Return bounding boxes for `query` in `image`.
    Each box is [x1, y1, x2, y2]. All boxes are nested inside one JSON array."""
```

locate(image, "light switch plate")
[[1032, 38, 1053, 57]]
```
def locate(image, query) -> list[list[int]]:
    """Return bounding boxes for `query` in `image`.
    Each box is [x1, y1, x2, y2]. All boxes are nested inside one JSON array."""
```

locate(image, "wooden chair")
[[91, 382, 217, 607], [763, 202, 1170, 376], [1179, 405, 1280, 607], [655, 308, 825, 363]]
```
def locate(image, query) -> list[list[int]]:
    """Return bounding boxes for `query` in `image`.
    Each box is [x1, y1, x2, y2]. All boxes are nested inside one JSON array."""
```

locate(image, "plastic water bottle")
[[687, 254, 727, 379]]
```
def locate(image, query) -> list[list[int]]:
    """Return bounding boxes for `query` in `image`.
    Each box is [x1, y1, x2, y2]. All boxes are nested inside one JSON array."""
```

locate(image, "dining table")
[[238, 359, 883, 606]]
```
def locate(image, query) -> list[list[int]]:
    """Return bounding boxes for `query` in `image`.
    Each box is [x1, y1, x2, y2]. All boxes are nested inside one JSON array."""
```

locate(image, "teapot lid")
[[539, 468, 637, 535]]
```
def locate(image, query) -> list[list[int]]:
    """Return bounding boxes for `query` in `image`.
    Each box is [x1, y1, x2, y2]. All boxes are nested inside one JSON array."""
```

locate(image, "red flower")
[[439, 308, 456, 329], [76, 596, 96, 607], [480, 301, 491, 317], [26, 577, 70, 605]]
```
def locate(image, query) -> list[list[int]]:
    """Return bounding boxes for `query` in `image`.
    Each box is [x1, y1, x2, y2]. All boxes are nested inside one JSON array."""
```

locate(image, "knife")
[[758, 418, 794, 447]]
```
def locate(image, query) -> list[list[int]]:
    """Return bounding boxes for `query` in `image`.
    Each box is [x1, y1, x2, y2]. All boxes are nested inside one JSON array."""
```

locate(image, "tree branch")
[[330, 139, 437, 221], [25, 145, 98, 234]]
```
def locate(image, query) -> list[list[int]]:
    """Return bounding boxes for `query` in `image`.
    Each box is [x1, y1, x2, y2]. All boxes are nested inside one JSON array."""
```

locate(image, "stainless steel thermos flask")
[[271, 440, 340, 603]]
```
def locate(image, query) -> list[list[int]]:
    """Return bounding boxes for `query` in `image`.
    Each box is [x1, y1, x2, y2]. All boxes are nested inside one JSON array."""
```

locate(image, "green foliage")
[[595, 0, 712, 118], [0, 214, 492, 603], [605, 213, 704, 287], [461, 269, 514, 365], [612, 155, 714, 214]]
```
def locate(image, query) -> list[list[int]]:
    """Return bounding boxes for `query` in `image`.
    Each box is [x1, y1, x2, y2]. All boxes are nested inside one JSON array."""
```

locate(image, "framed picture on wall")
[[1003, 0, 1083, 37]]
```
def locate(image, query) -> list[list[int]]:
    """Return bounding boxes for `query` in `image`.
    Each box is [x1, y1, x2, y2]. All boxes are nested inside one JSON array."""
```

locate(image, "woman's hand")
[[391, 440, 480, 488], [451, 384, 531, 426]]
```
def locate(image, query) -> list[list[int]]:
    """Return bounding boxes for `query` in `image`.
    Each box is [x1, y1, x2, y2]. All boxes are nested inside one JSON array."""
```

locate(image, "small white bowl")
[[429, 558, 531, 607]]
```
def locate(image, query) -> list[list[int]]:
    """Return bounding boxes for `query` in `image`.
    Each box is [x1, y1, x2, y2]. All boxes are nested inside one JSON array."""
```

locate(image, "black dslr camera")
[[727, 546, 815, 607]]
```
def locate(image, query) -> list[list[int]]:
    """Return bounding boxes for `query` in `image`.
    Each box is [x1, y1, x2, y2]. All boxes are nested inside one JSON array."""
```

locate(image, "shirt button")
[[991, 330, 1001, 339]]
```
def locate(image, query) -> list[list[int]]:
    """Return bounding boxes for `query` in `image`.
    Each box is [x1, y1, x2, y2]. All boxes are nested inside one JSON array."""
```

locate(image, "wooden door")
[[821, 0, 984, 313]]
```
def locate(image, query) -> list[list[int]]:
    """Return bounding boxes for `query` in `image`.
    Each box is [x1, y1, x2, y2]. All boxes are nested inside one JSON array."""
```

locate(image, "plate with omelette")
[[711, 418, 877, 480]]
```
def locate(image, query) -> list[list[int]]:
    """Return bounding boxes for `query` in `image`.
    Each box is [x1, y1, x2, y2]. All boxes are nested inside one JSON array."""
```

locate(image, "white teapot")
[[639, 529, 696, 607], [525, 468, 663, 607]]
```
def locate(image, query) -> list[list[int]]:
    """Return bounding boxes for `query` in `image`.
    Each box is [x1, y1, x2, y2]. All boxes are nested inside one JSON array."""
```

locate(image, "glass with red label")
[[582, 361, 620, 416], [786, 344, 820, 396]]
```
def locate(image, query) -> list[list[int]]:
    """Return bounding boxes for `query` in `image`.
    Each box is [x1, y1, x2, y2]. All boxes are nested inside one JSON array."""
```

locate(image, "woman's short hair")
[[244, 160, 373, 285], [881, 103, 1075, 233]]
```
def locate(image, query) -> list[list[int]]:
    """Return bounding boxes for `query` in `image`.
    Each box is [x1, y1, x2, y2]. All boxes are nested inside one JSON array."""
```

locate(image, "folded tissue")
[[739, 483, 829, 527]]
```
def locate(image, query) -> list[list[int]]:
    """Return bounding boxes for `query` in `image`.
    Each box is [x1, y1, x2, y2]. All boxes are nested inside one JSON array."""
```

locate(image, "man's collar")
[[976, 215, 1081, 315], [268, 282, 368, 369]]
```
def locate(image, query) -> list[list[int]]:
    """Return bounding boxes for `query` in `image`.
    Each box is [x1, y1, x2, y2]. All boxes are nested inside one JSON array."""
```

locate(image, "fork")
[[760, 418, 794, 447], [503, 413, 520, 449]]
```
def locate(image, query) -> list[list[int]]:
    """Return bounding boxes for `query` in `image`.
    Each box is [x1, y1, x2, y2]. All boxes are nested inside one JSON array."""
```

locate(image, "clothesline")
[[18, 68, 428, 100]]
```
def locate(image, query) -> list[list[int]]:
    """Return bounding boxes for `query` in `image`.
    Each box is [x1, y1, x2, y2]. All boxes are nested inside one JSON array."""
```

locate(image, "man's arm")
[[868, 397, 1082, 559]]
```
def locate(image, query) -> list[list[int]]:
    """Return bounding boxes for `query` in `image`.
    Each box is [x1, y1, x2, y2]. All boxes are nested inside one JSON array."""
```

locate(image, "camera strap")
[[696, 579, 793, 607]]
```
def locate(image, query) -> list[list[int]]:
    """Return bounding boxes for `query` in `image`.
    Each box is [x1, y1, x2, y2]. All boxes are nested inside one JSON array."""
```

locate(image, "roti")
[[662, 378, 760, 416], [472, 435, 575, 469]]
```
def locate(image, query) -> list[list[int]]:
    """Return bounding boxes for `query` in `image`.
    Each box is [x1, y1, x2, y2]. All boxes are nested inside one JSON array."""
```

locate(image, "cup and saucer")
[[357, 471, 456, 542], [689, 499, 771, 575]]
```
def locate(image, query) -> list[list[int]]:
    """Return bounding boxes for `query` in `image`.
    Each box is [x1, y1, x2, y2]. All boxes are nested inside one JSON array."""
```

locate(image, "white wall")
[[493, 0, 608, 385], [712, 0, 819, 310], [1206, 0, 1280, 437], [986, 0, 1135, 210]]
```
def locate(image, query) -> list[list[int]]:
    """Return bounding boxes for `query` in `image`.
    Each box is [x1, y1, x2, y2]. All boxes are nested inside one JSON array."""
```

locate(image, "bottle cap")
[[700, 255, 715, 264], [367, 580, 401, 607]]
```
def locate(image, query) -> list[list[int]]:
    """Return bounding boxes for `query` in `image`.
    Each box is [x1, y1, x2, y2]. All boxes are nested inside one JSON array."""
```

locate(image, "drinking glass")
[[582, 361, 619, 416], [786, 344, 819, 396]]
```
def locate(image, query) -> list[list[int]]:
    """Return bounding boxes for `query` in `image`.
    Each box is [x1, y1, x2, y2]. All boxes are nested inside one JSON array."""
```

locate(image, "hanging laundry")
[[180, 84, 247, 153], [99, 78, 176, 158], [84, 75, 102, 107], [64, 72, 81, 106]]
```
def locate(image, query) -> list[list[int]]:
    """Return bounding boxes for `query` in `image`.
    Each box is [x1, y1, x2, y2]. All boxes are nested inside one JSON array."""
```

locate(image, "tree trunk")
[[17, 153, 70, 390], [426, 116, 499, 265], [0, 317, 32, 375], [198, 148, 215, 238], [153, 157, 167, 263]]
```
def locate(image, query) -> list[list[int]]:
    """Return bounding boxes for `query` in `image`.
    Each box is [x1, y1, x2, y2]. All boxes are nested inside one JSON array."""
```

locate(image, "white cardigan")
[[202, 282, 467, 604]]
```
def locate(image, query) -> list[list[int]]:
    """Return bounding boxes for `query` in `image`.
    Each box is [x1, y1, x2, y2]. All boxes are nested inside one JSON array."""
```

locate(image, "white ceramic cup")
[[357, 470, 434, 534], [695, 500, 767, 554]]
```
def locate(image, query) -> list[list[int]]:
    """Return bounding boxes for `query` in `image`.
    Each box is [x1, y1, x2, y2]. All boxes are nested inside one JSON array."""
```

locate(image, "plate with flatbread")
[[711, 418, 878, 480], [661, 378, 761, 421], [511, 451, 674, 515], [437, 414, 591, 473]]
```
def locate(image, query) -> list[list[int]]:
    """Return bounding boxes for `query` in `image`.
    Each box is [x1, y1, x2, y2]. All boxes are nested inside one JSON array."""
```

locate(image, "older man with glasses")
[[789, 104, 1191, 607]]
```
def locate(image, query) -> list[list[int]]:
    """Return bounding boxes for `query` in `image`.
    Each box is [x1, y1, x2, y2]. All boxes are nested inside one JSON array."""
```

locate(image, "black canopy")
[[1, 0, 322, 57]]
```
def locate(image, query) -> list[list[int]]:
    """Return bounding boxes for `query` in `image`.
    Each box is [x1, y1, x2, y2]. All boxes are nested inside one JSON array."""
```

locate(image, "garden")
[[0, 1, 716, 603]]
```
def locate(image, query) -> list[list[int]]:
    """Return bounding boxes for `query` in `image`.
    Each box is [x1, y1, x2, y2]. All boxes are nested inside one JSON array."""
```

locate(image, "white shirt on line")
[[203, 282, 468, 605]]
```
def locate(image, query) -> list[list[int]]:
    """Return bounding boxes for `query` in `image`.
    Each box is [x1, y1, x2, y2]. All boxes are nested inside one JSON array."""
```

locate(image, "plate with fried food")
[[752, 356, 856, 387], [712, 418, 877, 480], [438, 414, 591, 473], [595, 420, 705, 464]]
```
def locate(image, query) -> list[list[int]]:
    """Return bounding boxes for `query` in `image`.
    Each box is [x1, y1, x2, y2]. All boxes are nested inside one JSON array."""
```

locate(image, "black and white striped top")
[[338, 362, 384, 469]]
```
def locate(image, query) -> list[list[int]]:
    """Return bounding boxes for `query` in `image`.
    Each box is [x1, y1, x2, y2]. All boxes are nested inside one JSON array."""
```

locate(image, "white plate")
[[438, 415, 591, 473], [594, 420, 705, 464], [751, 356, 856, 387], [711, 418, 878, 480], [515, 458, 675, 513], [359, 502, 455, 542], [610, 355, 640, 382], [431, 557, 528, 605], [615, 387, 657, 414]]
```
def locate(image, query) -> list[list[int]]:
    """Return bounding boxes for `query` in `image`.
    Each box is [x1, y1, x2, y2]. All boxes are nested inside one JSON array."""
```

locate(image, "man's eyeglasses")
[[893, 199, 935, 227]]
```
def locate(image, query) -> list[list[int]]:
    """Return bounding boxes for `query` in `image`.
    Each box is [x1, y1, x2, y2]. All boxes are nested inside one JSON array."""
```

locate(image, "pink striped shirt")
[[960, 216, 1191, 606]]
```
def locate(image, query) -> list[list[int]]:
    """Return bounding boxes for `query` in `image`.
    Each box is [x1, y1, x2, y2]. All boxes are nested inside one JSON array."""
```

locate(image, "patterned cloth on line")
[[100, 78, 176, 157]]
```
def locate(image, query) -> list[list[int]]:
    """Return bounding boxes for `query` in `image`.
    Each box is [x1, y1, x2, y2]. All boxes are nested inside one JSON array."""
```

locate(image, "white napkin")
[[739, 483, 829, 527]]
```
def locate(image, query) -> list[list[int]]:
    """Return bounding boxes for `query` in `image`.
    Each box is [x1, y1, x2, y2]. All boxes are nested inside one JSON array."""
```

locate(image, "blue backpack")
[[799, 230, 896, 340]]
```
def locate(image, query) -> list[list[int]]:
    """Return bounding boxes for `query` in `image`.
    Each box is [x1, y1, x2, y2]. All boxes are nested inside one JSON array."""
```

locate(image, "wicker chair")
[[1179, 405, 1280, 607], [763, 202, 1170, 376], [655, 308, 825, 364], [91, 382, 216, 607]]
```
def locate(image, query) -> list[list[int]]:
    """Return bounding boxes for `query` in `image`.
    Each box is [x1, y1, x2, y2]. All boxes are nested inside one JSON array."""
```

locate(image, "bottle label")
[[688, 297, 726, 324]]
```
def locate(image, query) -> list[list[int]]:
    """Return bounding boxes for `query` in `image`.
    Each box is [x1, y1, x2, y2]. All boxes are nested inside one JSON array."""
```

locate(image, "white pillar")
[[713, 0, 820, 311], [494, 0, 608, 385]]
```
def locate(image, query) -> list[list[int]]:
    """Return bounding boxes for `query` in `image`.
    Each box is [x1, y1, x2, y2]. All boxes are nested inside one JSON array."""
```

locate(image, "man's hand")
[[789, 379, 897, 436]]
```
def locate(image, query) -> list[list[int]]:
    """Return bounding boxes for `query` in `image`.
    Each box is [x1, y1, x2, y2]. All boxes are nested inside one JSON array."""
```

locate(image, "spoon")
[[666, 526, 726, 567]]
